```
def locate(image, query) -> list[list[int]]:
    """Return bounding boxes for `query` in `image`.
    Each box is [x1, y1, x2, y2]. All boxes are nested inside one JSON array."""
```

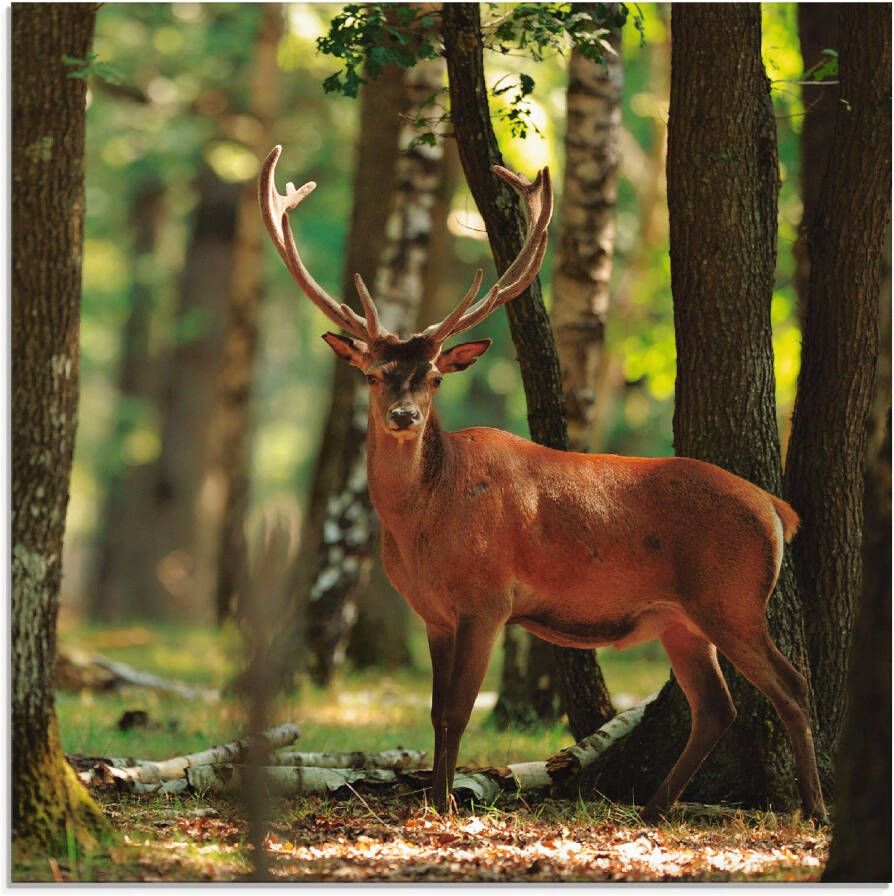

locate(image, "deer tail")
[[769, 494, 800, 543]]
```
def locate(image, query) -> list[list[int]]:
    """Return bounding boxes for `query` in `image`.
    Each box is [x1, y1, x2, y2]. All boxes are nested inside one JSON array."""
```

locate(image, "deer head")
[[259, 144, 553, 441]]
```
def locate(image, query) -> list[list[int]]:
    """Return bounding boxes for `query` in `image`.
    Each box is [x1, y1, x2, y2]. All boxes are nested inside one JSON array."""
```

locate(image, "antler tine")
[[419, 165, 553, 344], [353, 273, 386, 341], [422, 268, 484, 342], [259, 145, 371, 341]]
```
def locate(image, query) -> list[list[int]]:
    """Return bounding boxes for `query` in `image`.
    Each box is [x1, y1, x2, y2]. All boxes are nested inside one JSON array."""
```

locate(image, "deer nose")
[[388, 406, 421, 430]]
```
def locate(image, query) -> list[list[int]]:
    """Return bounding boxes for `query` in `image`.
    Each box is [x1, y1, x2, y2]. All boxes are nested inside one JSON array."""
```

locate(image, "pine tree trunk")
[[580, 4, 812, 810], [306, 54, 446, 684], [442, 1, 609, 736], [208, 4, 284, 622], [88, 177, 165, 621], [783, 5, 890, 764], [823, 411, 891, 882], [793, 4, 840, 319], [12, 2, 106, 848]]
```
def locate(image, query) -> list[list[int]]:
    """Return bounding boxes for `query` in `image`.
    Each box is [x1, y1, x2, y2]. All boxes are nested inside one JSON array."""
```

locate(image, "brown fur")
[[323, 336, 826, 824]]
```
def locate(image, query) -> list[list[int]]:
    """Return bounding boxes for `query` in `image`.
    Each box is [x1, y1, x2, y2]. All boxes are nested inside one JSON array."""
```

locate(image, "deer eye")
[[366, 374, 378, 386], [432, 376, 443, 388]]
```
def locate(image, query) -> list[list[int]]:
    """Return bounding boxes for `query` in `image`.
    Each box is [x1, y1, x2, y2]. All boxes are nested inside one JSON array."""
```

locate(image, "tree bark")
[[277, 62, 407, 685], [552, 28, 623, 454], [793, 4, 840, 320], [547, 7, 625, 738], [141, 168, 241, 621], [306, 53, 446, 684], [208, 4, 284, 622], [581, 4, 813, 810], [442, 1, 609, 736], [12, 2, 106, 848], [87, 177, 166, 621], [783, 4, 891, 763], [823, 411, 891, 882]]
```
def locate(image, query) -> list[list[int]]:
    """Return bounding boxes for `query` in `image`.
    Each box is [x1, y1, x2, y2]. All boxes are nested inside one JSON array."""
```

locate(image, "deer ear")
[[436, 339, 492, 373], [322, 332, 369, 368]]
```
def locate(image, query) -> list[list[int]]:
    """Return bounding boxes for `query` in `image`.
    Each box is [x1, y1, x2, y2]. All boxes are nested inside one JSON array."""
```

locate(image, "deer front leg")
[[430, 613, 503, 813], [426, 623, 455, 811]]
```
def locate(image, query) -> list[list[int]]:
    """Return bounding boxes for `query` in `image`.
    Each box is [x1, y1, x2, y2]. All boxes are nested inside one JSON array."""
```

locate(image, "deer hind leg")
[[430, 612, 503, 813], [708, 625, 827, 822], [641, 622, 737, 822]]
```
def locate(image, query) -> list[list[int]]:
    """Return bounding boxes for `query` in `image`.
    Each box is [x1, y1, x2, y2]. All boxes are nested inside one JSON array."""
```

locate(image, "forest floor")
[[12, 618, 830, 883]]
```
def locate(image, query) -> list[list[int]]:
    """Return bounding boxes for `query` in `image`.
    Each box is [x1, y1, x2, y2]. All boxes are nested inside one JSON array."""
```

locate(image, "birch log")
[[70, 723, 300, 786], [268, 749, 427, 770], [545, 692, 659, 781]]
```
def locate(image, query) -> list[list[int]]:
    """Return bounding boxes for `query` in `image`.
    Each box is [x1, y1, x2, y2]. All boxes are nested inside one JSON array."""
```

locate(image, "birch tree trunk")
[[547, 10, 625, 739], [783, 3, 890, 765], [12, 2, 106, 848], [306, 55, 446, 684], [583, 4, 814, 810], [278, 62, 406, 685]]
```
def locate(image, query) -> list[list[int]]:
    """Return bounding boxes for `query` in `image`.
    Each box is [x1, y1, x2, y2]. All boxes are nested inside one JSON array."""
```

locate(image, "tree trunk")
[[87, 177, 166, 621], [307, 54, 446, 684], [581, 4, 812, 810], [793, 3, 840, 320], [208, 4, 284, 622], [553, 31, 623, 454], [276, 62, 407, 685], [546, 8, 625, 738], [823, 411, 891, 882], [141, 169, 241, 621], [442, 1, 608, 736], [12, 2, 106, 848], [783, 4, 890, 763]]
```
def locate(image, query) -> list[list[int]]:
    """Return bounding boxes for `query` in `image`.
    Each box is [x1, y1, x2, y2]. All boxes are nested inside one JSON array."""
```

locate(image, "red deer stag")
[[259, 145, 825, 822]]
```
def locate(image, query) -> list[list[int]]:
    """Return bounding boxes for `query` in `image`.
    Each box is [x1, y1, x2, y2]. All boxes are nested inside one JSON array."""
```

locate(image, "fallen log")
[[69, 722, 301, 787], [56, 643, 219, 701], [544, 692, 660, 781], [71, 695, 657, 801], [267, 749, 427, 770]]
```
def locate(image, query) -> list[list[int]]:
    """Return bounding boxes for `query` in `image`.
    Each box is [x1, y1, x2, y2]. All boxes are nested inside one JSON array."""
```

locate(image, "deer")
[[259, 144, 826, 823]]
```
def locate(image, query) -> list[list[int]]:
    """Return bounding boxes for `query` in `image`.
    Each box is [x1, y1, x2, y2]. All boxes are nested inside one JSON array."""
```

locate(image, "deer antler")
[[423, 165, 553, 344], [259, 145, 390, 342]]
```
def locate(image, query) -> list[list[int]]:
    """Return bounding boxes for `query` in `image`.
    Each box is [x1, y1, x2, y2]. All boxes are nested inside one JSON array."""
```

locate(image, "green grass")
[[56, 619, 669, 766]]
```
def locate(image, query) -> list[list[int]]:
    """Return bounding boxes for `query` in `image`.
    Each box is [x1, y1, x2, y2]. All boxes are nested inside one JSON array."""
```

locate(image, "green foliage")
[[317, 3, 643, 142], [317, 4, 438, 98], [62, 51, 122, 84]]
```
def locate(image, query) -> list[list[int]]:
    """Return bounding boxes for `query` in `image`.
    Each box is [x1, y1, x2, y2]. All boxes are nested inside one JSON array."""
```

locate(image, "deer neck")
[[366, 409, 448, 522]]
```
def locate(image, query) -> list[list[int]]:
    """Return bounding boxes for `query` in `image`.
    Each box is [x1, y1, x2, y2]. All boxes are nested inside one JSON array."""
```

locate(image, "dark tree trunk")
[[580, 4, 813, 810], [88, 177, 166, 621], [12, 2, 106, 848], [211, 3, 284, 622], [793, 4, 840, 319], [276, 61, 407, 684], [783, 4, 891, 763], [823, 411, 891, 882], [142, 170, 240, 621], [442, 1, 610, 736]]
